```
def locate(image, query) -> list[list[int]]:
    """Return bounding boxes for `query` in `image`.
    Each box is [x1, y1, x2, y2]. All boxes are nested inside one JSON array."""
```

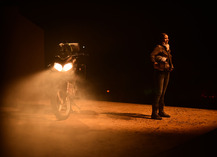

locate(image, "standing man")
[[150, 33, 174, 120]]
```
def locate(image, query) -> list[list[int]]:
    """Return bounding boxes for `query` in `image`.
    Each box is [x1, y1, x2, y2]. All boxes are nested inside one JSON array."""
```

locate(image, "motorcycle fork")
[[67, 81, 76, 98], [57, 81, 68, 104]]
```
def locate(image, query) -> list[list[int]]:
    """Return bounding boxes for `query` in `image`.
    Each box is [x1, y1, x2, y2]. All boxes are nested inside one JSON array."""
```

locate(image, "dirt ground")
[[1, 99, 217, 157]]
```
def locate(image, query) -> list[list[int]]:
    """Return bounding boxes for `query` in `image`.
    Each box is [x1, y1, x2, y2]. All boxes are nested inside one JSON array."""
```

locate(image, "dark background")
[[1, 1, 217, 109]]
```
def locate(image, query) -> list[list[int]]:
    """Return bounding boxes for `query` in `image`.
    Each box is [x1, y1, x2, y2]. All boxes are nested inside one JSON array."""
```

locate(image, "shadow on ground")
[[102, 112, 151, 120]]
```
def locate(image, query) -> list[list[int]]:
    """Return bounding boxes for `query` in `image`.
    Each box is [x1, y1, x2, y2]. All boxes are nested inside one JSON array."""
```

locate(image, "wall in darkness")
[[1, 6, 44, 83], [0, 6, 45, 103]]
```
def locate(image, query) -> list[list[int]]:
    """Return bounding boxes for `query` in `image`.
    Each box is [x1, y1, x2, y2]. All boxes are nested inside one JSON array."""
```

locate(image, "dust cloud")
[[2, 69, 95, 110]]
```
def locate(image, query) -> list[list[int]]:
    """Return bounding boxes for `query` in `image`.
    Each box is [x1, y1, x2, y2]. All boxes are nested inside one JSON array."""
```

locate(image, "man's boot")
[[151, 104, 162, 120], [159, 103, 170, 118]]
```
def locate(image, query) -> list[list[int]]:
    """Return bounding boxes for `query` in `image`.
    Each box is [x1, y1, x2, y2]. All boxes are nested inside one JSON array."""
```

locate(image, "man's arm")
[[150, 45, 161, 64]]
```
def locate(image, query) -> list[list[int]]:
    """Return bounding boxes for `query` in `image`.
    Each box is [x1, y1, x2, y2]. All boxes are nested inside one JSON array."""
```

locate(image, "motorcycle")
[[48, 42, 87, 120]]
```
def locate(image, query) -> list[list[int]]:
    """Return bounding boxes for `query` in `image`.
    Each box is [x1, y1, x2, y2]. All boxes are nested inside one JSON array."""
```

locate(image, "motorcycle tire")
[[51, 90, 71, 120]]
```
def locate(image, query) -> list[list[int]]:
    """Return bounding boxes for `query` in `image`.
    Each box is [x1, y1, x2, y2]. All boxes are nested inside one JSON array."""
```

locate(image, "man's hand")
[[153, 62, 158, 69], [170, 65, 174, 72]]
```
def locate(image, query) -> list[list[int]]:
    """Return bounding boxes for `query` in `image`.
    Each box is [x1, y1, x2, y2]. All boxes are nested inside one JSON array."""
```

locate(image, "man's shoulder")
[[153, 44, 163, 50], [156, 44, 163, 48]]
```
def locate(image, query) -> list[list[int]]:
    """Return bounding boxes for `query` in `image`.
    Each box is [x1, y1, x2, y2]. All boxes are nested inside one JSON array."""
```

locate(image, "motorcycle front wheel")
[[51, 90, 71, 120]]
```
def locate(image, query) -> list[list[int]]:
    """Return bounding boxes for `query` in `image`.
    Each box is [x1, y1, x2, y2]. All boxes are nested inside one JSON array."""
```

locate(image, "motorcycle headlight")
[[54, 63, 63, 72], [63, 63, 73, 71]]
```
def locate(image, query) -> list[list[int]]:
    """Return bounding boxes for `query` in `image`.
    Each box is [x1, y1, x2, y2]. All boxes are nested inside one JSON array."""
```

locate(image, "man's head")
[[160, 33, 169, 44]]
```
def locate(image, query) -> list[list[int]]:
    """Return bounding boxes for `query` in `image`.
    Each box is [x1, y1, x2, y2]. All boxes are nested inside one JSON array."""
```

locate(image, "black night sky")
[[2, 1, 217, 108]]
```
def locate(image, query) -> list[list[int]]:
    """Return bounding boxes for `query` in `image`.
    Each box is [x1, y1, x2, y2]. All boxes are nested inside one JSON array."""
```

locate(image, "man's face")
[[164, 35, 169, 44]]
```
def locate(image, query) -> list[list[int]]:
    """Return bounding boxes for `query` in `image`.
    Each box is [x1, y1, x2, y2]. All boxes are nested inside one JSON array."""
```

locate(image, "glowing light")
[[54, 63, 62, 72], [107, 90, 110, 93], [54, 63, 73, 72], [63, 63, 73, 71]]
